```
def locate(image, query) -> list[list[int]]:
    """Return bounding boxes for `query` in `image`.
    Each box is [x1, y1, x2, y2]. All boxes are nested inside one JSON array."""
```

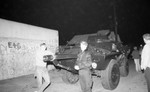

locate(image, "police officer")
[[74, 41, 96, 92]]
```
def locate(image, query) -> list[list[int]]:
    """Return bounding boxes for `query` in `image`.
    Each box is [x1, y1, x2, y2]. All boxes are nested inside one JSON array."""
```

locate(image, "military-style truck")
[[44, 30, 129, 90]]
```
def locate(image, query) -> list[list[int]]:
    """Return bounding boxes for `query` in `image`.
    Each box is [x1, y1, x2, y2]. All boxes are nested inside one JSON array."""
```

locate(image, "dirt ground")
[[0, 60, 148, 92]]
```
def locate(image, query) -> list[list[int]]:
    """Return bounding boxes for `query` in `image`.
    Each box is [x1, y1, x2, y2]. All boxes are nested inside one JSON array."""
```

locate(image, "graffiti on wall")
[[0, 39, 38, 80], [8, 42, 21, 50], [0, 38, 58, 80], [0, 39, 58, 54]]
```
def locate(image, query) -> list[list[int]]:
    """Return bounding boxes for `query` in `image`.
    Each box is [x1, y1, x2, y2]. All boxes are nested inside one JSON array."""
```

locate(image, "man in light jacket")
[[141, 33, 150, 92], [35, 43, 55, 92]]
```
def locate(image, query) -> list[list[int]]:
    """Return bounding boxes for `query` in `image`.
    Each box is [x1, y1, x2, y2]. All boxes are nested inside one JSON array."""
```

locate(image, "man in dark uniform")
[[74, 41, 96, 92]]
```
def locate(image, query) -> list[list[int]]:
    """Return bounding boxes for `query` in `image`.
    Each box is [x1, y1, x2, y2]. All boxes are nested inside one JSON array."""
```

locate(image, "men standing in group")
[[141, 33, 150, 92], [35, 43, 55, 92], [74, 41, 97, 92], [131, 46, 141, 72]]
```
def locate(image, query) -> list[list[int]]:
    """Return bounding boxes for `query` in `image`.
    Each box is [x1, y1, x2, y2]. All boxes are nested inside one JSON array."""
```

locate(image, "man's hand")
[[74, 65, 79, 70], [43, 55, 56, 62], [92, 62, 97, 69], [141, 65, 146, 70]]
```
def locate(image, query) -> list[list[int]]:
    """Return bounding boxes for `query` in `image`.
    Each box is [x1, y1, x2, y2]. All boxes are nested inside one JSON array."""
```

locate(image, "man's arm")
[[44, 50, 56, 61], [131, 51, 134, 57], [74, 54, 80, 70], [75, 53, 80, 65]]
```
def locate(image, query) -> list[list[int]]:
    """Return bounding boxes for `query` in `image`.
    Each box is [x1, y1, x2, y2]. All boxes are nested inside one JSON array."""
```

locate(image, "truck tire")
[[101, 59, 120, 90], [61, 69, 79, 84], [120, 57, 129, 77]]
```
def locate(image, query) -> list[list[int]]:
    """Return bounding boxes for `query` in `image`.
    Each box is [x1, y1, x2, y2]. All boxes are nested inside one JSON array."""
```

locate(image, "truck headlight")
[[74, 65, 79, 70]]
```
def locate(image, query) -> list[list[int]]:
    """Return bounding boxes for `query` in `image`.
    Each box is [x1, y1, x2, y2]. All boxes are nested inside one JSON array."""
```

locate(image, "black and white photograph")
[[0, 0, 150, 92]]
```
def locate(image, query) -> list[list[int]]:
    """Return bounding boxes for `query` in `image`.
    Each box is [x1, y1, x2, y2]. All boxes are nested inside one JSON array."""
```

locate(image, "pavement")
[[0, 60, 148, 92]]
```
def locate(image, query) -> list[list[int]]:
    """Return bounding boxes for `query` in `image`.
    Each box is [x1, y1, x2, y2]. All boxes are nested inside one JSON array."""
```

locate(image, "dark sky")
[[0, 0, 149, 45]]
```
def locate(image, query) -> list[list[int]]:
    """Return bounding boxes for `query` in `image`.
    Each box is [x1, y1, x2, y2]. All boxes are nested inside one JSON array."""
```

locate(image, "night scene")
[[0, 0, 150, 92]]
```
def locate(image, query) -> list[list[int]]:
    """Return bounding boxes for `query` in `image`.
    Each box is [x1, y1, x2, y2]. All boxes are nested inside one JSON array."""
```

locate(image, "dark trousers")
[[79, 68, 92, 92], [145, 67, 150, 92]]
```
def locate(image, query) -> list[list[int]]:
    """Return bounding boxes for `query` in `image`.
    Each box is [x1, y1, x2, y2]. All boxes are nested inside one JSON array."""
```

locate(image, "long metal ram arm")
[[55, 54, 77, 60], [43, 54, 77, 62]]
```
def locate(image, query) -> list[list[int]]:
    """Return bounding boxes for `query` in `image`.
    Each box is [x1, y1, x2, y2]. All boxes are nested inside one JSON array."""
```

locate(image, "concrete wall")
[[0, 18, 58, 80]]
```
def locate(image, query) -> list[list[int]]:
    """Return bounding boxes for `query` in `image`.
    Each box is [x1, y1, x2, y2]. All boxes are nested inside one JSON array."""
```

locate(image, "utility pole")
[[113, 1, 118, 42]]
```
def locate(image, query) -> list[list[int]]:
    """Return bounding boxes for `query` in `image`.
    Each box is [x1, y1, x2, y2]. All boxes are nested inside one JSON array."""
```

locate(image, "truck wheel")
[[61, 70, 79, 84], [101, 59, 120, 90], [120, 57, 129, 77]]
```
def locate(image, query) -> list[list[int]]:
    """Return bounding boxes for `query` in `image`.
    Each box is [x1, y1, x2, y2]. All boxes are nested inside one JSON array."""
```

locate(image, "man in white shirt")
[[35, 43, 55, 92], [141, 33, 150, 92]]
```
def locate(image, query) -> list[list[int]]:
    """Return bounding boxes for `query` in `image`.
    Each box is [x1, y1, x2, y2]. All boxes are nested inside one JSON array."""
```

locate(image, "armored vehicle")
[[44, 30, 129, 90]]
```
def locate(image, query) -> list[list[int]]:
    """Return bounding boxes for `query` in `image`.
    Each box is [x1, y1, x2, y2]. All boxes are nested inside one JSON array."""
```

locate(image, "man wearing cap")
[[35, 43, 55, 92], [74, 41, 96, 92], [141, 33, 150, 92], [131, 46, 141, 72]]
